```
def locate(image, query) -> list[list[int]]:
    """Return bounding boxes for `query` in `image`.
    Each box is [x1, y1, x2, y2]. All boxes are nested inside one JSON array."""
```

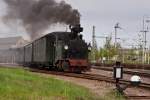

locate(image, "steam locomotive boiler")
[[16, 25, 91, 73]]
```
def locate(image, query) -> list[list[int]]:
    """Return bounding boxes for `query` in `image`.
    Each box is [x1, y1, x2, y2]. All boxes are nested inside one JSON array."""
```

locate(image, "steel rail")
[[29, 68, 150, 90], [125, 95, 150, 100], [92, 66, 150, 78]]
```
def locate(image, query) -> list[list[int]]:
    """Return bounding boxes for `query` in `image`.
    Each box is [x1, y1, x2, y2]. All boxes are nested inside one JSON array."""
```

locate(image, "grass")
[[0, 67, 126, 100], [102, 91, 126, 100]]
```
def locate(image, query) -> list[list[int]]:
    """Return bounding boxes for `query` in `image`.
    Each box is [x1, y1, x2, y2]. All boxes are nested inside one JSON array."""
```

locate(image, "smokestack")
[[3, 0, 80, 39]]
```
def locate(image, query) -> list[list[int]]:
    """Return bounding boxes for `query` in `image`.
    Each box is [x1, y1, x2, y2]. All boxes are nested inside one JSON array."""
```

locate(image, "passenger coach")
[[16, 25, 91, 73]]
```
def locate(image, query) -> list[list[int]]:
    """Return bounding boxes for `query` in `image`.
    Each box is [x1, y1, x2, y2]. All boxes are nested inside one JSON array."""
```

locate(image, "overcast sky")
[[0, 0, 150, 48]]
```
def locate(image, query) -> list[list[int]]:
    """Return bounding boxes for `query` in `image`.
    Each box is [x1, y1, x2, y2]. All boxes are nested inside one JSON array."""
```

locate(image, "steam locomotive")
[[15, 25, 91, 73]]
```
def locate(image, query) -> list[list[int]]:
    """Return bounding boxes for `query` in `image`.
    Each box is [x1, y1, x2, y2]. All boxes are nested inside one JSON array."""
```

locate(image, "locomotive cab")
[[55, 25, 90, 72]]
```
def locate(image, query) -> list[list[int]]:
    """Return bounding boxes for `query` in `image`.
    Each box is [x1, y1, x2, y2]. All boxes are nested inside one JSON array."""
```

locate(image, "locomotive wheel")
[[62, 61, 69, 72], [56, 61, 63, 71], [75, 68, 81, 74]]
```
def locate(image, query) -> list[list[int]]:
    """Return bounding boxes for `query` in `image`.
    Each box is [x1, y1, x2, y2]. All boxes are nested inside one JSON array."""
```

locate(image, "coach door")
[[55, 41, 63, 61]]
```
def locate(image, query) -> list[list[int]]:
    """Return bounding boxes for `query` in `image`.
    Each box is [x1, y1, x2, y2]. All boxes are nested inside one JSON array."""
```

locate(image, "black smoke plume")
[[3, 0, 80, 39]]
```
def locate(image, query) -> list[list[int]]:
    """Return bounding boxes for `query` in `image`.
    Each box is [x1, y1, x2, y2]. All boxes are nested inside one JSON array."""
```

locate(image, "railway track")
[[0, 63, 21, 68], [0, 65, 150, 100], [0, 64, 149, 99], [1, 65, 149, 92], [92, 63, 150, 70], [125, 95, 150, 100], [29, 68, 150, 90], [29, 68, 150, 100], [92, 66, 150, 78]]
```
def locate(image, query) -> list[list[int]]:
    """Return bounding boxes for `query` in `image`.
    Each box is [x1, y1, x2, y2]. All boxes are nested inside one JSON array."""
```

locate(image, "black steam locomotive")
[[15, 25, 91, 73]]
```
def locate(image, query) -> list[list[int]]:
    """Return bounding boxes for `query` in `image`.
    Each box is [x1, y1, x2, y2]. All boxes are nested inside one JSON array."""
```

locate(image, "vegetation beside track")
[[92, 63, 150, 70], [0, 67, 125, 100]]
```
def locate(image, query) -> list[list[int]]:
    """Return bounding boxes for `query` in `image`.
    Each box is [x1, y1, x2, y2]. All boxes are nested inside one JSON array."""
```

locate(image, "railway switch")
[[113, 61, 141, 94], [113, 61, 123, 79], [113, 61, 124, 93], [130, 75, 141, 86]]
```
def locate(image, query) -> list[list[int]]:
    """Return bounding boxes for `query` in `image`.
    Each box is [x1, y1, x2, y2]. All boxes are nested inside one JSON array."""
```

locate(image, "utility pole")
[[137, 34, 143, 63], [92, 26, 95, 49], [120, 39, 126, 64], [92, 26, 111, 62], [95, 36, 110, 63], [141, 18, 149, 64], [140, 16, 150, 64], [114, 23, 122, 48], [114, 23, 122, 62], [144, 30, 148, 64], [92, 26, 97, 61], [114, 24, 117, 48], [148, 46, 150, 64]]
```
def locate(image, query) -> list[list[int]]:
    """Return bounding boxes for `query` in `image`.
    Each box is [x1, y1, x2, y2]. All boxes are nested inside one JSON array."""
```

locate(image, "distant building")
[[0, 36, 28, 50], [0, 36, 28, 63], [118, 48, 143, 63]]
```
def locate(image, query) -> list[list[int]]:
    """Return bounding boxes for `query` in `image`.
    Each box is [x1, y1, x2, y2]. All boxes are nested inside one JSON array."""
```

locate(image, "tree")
[[99, 36, 122, 63]]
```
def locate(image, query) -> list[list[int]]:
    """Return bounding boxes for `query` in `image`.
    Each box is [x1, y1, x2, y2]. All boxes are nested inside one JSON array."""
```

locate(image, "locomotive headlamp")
[[88, 47, 92, 51], [64, 45, 69, 50]]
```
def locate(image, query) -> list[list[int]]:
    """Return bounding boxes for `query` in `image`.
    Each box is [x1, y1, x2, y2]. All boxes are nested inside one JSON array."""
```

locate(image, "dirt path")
[[37, 72, 150, 99], [38, 73, 115, 97]]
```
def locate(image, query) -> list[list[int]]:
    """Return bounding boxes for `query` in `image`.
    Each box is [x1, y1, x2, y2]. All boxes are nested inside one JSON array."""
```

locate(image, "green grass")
[[0, 67, 125, 100], [102, 91, 126, 100]]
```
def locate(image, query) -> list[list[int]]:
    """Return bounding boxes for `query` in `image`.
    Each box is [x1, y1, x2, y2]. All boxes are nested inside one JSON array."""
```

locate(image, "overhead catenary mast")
[[92, 26, 97, 61], [92, 26, 112, 62], [114, 23, 122, 48], [140, 16, 150, 64], [140, 30, 148, 64]]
